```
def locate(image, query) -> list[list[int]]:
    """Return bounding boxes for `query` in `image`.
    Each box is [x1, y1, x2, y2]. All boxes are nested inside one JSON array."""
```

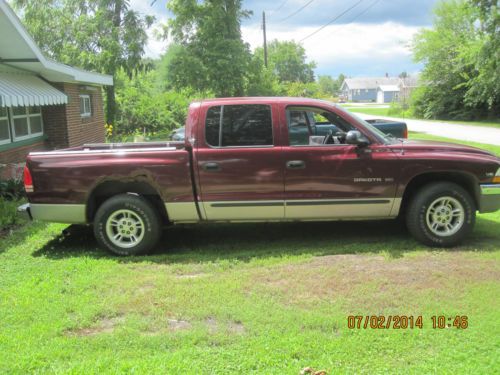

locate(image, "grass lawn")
[[1, 208, 499, 373], [345, 107, 395, 117], [409, 131, 500, 156], [344, 106, 500, 129]]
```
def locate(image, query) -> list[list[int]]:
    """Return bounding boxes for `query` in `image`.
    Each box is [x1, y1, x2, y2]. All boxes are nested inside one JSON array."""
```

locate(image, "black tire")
[[406, 182, 475, 247], [93, 194, 161, 256]]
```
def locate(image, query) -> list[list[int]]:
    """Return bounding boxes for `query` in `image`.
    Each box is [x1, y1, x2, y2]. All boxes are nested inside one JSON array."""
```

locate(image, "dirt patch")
[[136, 283, 155, 294], [66, 315, 125, 336], [167, 318, 192, 331], [228, 320, 245, 334], [175, 273, 206, 279], [251, 253, 500, 310], [204, 317, 245, 335], [205, 317, 218, 334]]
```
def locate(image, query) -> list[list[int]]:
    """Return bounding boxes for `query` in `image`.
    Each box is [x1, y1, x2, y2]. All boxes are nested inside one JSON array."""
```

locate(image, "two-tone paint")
[[22, 97, 500, 225]]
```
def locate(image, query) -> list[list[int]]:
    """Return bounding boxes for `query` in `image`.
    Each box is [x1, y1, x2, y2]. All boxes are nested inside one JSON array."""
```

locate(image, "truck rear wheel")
[[406, 182, 475, 247], [93, 194, 161, 256]]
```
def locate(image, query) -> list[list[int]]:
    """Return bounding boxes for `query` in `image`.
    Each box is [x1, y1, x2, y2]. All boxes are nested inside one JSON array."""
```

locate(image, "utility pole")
[[262, 11, 268, 68]]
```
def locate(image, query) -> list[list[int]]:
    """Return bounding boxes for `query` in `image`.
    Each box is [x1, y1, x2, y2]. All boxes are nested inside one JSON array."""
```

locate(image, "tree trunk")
[[105, 84, 116, 125], [105, 1, 122, 125]]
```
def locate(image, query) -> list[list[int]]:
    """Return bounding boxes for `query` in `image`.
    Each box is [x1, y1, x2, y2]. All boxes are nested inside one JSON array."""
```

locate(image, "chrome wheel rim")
[[426, 196, 465, 237], [105, 209, 145, 248]]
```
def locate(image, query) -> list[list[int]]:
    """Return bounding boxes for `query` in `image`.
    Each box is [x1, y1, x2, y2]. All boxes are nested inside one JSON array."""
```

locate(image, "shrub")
[[0, 178, 25, 200], [112, 68, 212, 139]]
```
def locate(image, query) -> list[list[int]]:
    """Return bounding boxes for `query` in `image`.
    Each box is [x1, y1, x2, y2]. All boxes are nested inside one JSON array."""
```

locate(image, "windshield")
[[331, 104, 396, 144]]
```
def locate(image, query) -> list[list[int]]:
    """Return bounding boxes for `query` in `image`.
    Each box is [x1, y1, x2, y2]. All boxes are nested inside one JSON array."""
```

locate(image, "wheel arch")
[[86, 180, 169, 224], [400, 171, 480, 215]]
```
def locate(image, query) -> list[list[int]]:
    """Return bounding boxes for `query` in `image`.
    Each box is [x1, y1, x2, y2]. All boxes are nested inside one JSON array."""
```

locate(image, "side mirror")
[[345, 130, 369, 146]]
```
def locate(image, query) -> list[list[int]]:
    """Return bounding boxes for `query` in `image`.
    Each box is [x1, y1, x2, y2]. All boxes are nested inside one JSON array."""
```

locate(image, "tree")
[[464, 0, 499, 111], [163, 0, 252, 97], [254, 40, 316, 84], [317, 74, 345, 97], [12, 0, 154, 124], [412, 0, 499, 119]]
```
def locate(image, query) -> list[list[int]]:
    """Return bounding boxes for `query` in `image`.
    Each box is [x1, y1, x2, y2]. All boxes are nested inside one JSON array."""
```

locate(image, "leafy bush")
[[0, 179, 25, 200], [112, 68, 212, 138], [386, 101, 410, 117]]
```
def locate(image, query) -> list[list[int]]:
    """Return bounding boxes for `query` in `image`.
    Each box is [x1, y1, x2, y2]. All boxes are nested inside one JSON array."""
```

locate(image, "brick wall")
[[42, 82, 106, 148], [42, 83, 69, 149], [0, 140, 47, 179], [62, 83, 106, 147]]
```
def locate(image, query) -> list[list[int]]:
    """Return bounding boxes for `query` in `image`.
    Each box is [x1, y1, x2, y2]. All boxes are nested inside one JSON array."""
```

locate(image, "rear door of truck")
[[194, 100, 284, 220]]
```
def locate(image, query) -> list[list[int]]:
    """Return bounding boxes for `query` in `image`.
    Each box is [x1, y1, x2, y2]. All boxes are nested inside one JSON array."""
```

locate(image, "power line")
[[346, 0, 380, 23], [270, 0, 289, 14], [299, 0, 365, 42], [278, 0, 316, 23]]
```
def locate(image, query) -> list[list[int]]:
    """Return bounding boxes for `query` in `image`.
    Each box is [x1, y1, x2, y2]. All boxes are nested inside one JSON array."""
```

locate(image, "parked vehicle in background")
[[19, 97, 500, 255], [170, 126, 185, 141], [365, 119, 407, 139]]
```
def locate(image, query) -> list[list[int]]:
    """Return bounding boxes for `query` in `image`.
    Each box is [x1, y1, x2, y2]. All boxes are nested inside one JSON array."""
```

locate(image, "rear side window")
[[205, 104, 273, 147]]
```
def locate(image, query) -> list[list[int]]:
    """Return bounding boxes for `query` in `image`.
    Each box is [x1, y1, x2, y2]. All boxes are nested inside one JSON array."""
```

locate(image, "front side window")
[[11, 106, 43, 141], [205, 104, 273, 147], [0, 107, 10, 145], [79, 94, 92, 117], [287, 106, 355, 146]]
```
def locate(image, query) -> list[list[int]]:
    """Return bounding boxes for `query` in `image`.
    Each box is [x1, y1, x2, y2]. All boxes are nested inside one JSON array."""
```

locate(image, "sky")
[[130, 0, 439, 78]]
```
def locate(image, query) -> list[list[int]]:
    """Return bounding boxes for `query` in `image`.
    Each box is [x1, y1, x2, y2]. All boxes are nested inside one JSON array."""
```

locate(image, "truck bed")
[[26, 141, 194, 207]]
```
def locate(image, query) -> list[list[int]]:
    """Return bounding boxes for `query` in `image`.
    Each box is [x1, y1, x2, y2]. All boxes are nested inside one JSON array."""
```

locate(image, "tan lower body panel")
[[164, 202, 200, 222], [202, 201, 284, 221], [195, 198, 401, 222], [285, 198, 400, 219], [30, 203, 86, 224]]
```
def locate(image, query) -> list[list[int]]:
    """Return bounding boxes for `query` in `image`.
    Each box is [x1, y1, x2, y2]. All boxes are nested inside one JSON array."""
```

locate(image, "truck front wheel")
[[93, 194, 161, 256], [406, 182, 475, 247]]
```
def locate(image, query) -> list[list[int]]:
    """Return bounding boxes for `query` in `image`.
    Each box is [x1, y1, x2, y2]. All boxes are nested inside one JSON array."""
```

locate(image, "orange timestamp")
[[347, 315, 469, 329]]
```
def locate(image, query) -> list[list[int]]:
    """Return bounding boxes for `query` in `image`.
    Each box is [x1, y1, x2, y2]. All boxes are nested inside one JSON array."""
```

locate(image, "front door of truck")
[[283, 106, 400, 219], [195, 102, 284, 220]]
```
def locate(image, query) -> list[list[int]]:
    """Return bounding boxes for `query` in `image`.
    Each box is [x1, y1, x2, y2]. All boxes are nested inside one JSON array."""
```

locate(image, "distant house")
[[0, 0, 113, 179], [340, 76, 420, 103], [340, 77, 400, 102], [376, 85, 399, 104]]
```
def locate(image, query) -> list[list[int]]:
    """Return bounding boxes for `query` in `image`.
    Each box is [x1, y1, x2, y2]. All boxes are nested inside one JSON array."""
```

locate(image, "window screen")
[[80, 95, 92, 117], [205, 104, 273, 147]]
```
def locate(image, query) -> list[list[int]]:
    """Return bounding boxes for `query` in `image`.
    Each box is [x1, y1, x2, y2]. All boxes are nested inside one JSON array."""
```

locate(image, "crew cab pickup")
[[19, 97, 500, 255]]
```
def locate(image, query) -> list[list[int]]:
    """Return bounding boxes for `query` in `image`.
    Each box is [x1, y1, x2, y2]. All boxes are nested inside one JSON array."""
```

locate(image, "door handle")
[[202, 162, 220, 171], [286, 160, 305, 169]]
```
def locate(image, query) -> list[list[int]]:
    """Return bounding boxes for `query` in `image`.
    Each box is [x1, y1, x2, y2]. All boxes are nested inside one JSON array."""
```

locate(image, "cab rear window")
[[205, 104, 273, 147]]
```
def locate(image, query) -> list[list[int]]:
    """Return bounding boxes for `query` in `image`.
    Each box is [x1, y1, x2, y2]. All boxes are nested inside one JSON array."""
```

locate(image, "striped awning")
[[0, 71, 68, 107]]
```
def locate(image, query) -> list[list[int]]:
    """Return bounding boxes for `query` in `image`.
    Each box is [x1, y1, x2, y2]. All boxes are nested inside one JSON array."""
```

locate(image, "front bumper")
[[479, 184, 500, 213], [17, 203, 33, 220]]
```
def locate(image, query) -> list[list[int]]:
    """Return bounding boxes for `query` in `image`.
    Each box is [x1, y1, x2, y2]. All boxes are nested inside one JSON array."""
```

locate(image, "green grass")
[[346, 107, 393, 117], [343, 106, 500, 129], [0, 198, 26, 231], [409, 131, 500, 156], [1, 210, 499, 373]]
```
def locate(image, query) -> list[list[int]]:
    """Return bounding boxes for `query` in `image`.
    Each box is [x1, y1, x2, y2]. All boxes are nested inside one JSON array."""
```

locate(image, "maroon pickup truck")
[[19, 97, 500, 255]]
